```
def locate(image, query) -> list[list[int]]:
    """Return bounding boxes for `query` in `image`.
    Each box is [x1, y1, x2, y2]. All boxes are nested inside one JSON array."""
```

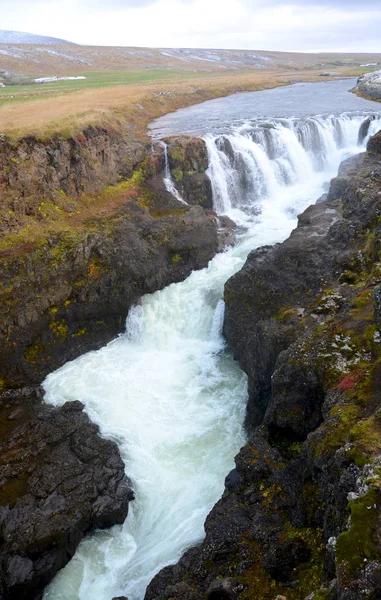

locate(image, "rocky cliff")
[[0, 387, 133, 600], [355, 69, 381, 102], [146, 132, 381, 600], [164, 137, 213, 209], [0, 135, 219, 390]]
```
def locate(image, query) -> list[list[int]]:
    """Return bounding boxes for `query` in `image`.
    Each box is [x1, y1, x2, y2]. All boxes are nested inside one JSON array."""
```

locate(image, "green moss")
[[49, 318, 68, 341], [339, 270, 358, 284], [336, 489, 381, 578], [25, 339, 45, 364], [348, 415, 381, 466], [172, 253, 181, 264], [312, 404, 361, 458], [239, 525, 326, 600], [71, 327, 88, 338], [353, 289, 373, 310], [168, 147, 184, 162], [171, 168, 183, 182], [88, 261, 102, 280]]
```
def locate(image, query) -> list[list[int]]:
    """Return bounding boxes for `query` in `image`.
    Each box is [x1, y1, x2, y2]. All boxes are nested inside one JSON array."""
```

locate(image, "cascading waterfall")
[[43, 100, 381, 600], [204, 113, 381, 224]]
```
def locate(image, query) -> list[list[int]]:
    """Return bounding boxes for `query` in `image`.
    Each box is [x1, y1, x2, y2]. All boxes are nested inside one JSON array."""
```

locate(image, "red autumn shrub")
[[337, 373, 358, 391]]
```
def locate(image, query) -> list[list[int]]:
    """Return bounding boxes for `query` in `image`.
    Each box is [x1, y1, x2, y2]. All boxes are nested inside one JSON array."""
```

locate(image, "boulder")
[[0, 387, 133, 599], [367, 130, 381, 155]]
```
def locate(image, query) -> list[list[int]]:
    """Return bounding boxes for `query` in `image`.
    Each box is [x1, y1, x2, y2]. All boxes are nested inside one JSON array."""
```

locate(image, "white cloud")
[[0, 0, 380, 52]]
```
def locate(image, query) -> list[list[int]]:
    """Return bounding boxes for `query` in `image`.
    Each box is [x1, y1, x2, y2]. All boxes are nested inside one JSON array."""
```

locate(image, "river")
[[43, 79, 381, 600]]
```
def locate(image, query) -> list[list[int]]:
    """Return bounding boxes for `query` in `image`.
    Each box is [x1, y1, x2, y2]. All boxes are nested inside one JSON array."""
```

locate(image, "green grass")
[[0, 69, 216, 108]]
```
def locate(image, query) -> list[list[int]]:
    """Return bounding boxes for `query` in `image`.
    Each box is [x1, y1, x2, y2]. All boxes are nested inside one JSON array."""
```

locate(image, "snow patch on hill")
[[0, 30, 73, 45]]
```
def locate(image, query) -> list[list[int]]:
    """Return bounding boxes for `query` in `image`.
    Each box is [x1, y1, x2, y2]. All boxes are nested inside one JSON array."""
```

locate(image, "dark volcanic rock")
[[358, 116, 375, 144], [207, 578, 239, 600], [367, 130, 381, 155], [0, 387, 133, 599], [0, 198, 218, 389], [224, 198, 341, 430], [0, 126, 147, 223], [146, 132, 381, 600], [164, 137, 213, 209]]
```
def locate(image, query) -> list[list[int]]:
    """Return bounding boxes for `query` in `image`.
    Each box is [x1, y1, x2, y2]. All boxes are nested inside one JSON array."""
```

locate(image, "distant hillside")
[[0, 29, 73, 45], [0, 42, 380, 80]]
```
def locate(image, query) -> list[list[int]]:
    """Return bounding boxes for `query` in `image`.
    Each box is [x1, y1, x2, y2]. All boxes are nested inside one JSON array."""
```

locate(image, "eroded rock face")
[[355, 69, 381, 102], [367, 129, 381, 155], [0, 387, 133, 599], [0, 126, 147, 226], [164, 137, 213, 209], [146, 133, 381, 599], [0, 198, 218, 389]]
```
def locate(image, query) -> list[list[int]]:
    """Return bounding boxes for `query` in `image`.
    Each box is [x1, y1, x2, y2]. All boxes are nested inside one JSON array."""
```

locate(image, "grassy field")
[[0, 69, 217, 107], [0, 44, 379, 139], [0, 70, 292, 138]]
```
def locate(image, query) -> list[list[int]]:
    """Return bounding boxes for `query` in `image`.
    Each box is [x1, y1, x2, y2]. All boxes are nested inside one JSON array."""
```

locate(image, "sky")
[[0, 0, 380, 53]]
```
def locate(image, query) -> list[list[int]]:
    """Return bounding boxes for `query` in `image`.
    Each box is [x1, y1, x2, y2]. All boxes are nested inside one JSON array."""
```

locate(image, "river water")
[[43, 79, 381, 600]]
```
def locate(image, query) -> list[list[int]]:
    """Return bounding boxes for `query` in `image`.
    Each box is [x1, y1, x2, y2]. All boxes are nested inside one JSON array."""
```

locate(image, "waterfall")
[[205, 113, 381, 222], [43, 99, 381, 600], [161, 141, 187, 205]]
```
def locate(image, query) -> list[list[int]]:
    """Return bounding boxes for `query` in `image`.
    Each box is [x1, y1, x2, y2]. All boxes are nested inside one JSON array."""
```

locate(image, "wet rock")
[[164, 136, 213, 208], [262, 538, 311, 582], [316, 192, 328, 204], [0, 387, 133, 599], [217, 215, 237, 251], [207, 577, 239, 600], [358, 116, 375, 144], [367, 130, 381, 155], [327, 176, 350, 201], [264, 358, 324, 438]]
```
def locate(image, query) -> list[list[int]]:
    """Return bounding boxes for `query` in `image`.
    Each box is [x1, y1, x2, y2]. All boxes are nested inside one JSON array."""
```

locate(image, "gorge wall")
[[146, 132, 381, 600], [0, 129, 219, 599], [0, 131, 218, 390]]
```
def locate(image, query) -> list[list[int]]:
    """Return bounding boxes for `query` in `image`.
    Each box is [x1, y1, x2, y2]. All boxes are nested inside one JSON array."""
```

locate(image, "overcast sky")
[[0, 0, 380, 52]]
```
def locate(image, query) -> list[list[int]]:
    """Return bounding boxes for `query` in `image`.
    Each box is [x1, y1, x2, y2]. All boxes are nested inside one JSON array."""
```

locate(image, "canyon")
[[0, 78, 381, 600]]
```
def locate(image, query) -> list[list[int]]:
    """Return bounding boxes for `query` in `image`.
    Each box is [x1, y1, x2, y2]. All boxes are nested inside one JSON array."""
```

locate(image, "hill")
[[0, 29, 73, 45]]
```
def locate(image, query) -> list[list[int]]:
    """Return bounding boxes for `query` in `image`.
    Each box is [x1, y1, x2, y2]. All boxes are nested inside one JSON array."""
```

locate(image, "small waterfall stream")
[[43, 98, 381, 600], [161, 141, 187, 204]]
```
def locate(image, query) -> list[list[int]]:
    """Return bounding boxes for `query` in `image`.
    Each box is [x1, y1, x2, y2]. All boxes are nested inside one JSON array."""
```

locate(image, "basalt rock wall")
[[0, 126, 147, 234], [146, 133, 381, 600]]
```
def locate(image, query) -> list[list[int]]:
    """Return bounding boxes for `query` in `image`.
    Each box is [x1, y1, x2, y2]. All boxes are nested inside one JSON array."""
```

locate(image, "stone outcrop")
[[164, 137, 213, 209], [0, 386, 133, 599], [0, 160, 219, 390], [0, 126, 147, 235], [355, 69, 381, 102], [146, 132, 381, 599]]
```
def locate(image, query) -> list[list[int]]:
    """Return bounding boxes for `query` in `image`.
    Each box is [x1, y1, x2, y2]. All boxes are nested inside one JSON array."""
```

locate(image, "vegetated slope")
[[0, 29, 73, 45]]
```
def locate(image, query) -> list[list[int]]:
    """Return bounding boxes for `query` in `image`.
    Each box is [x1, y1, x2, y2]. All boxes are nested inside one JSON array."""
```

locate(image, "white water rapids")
[[43, 104, 381, 600]]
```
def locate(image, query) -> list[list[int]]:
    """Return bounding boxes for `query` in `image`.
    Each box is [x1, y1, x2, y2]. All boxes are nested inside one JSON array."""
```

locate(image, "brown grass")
[[0, 69, 339, 139]]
